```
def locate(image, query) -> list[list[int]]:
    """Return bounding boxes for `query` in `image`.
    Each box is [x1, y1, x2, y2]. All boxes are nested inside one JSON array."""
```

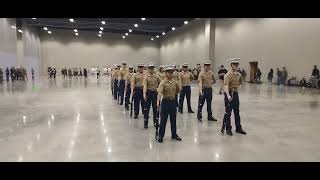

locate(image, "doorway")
[[249, 61, 258, 83]]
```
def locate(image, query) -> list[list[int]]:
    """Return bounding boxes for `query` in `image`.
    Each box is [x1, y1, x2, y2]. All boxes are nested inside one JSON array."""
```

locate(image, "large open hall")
[[0, 18, 319, 162]]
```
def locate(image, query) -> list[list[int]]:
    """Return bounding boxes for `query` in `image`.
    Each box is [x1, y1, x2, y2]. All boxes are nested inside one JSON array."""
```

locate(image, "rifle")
[[221, 91, 233, 135], [130, 92, 134, 118], [155, 101, 161, 141]]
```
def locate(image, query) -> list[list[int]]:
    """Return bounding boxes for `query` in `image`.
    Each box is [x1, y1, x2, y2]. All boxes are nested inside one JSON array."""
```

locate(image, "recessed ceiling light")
[[32, 18, 37, 20], [48, 31, 52, 34], [134, 24, 138, 28], [98, 34, 102, 37], [99, 31, 103, 34], [122, 36, 126, 39], [125, 33, 129, 36], [172, 27, 175, 30], [11, 26, 16, 29], [156, 35, 159, 38], [129, 29, 132, 32], [43, 27, 48, 31], [69, 18, 74, 22], [141, 18, 146, 21], [101, 21, 106, 25], [18, 29, 23, 33], [74, 29, 78, 32], [151, 38, 154, 41], [75, 33, 79, 36], [100, 27, 104, 30], [184, 21, 188, 24], [162, 32, 165, 35]]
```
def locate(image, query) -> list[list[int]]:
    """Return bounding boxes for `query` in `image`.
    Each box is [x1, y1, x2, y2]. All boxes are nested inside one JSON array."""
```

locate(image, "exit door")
[[249, 61, 258, 83]]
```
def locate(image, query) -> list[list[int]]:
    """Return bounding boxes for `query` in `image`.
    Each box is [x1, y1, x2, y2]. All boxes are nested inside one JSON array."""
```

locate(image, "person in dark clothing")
[[267, 69, 273, 84], [6, 67, 9, 82], [218, 65, 228, 94], [299, 78, 307, 87], [10, 67, 15, 81], [277, 68, 282, 85], [31, 68, 35, 80], [53, 68, 57, 79], [312, 65, 319, 78], [256, 68, 262, 83], [83, 68, 88, 78], [241, 69, 247, 82]]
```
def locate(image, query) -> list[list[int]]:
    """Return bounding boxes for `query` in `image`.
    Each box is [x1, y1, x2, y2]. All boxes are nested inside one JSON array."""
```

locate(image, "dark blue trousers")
[[133, 88, 145, 116], [159, 99, 177, 138], [197, 87, 213, 118], [144, 90, 158, 125], [118, 80, 125, 105], [223, 91, 242, 131]]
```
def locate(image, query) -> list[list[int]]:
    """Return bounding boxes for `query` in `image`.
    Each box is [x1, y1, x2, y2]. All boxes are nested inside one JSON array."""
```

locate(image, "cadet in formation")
[[221, 58, 247, 136], [143, 63, 161, 129], [197, 61, 217, 122], [124, 66, 134, 111], [157, 65, 182, 143], [0, 68, 3, 83], [178, 63, 195, 114], [157, 66, 166, 81], [131, 63, 145, 119], [118, 62, 128, 105], [112, 65, 120, 100]]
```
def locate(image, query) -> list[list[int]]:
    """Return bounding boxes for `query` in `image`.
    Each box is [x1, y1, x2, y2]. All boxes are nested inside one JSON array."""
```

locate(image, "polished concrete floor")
[[0, 76, 319, 162]]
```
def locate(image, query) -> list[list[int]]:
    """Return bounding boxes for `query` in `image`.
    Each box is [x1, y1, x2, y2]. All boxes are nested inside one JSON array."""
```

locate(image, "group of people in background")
[[0, 67, 34, 83], [110, 59, 247, 143], [60, 67, 88, 79]]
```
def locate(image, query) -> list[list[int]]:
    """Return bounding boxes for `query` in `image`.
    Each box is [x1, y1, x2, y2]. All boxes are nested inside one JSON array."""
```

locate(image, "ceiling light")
[[98, 34, 102, 37], [141, 18, 146, 21], [151, 38, 154, 41], [100, 27, 104, 30], [48, 31, 52, 34], [18, 29, 23, 33], [125, 33, 129, 36], [134, 24, 138, 28], [43, 27, 48, 31], [32, 18, 37, 20], [101, 21, 106, 24], [162, 32, 165, 35], [184, 21, 188, 24], [122, 36, 126, 39], [99, 31, 103, 34], [69, 18, 74, 22], [172, 27, 175, 30], [75, 33, 79, 36], [74, 29, 78, 32], [129, 29, 132, 32], [11, 26, 16, 29], [156, 35, 159, 38]]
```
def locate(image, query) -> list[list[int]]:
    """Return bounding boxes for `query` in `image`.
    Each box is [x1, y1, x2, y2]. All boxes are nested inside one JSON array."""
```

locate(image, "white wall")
[[0, 18, 17, 70], [40, 29, 160, 75], [215, 18, 320, 81], [160, 19, 211, 67]]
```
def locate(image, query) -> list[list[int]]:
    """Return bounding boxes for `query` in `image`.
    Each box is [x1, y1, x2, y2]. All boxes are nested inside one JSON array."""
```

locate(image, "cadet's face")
[[148, 67, 154, 73], [129, 69, 133, 73], [138, 67, 143, 72], [183, 67, 188, 71], [166, 71, 174, 78], [204, 65, 210, 71], [231, 63, 239, 71]]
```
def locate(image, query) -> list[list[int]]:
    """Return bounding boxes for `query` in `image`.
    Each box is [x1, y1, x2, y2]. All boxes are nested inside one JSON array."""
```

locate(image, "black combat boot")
[[133, 115, 138, 119], [158, 138, 163, 143], [178, 108, 183, 114], [208, 116, 217, 121], [144, 120, 148, 129], [188, 108, 194, 113], [172, 134, 182, 141], [197, 112, 202, 122], [236, 129, 247, 135], [226, 129, 233, 136]]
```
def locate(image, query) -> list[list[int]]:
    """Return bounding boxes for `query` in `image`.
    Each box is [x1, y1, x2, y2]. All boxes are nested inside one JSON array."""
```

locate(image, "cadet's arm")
[[178, 73, 182, 89], [131, 75, 135, 94], [157, 84, 163, 108], [212, 74, 216, 84], [143, 76, 147, 98], [198, 74, 203, 94]]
